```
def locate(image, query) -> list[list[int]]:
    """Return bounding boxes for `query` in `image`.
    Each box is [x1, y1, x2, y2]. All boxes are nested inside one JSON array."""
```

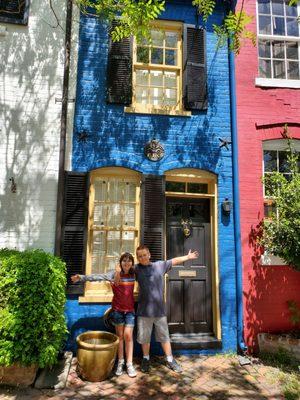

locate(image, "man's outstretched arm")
[[171, 250, 199, 266]]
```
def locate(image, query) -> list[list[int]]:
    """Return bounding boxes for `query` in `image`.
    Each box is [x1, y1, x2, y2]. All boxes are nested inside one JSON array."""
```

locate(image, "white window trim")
[[256, 0, 300, 86]]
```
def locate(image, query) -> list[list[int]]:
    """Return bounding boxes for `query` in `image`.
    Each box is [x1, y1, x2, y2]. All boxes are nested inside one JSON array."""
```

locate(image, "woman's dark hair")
[[119, 252, 135, 274]]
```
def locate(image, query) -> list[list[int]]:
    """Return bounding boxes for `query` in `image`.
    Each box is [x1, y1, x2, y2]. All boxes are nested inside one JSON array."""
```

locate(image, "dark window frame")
[[0, 0, 30, 25]]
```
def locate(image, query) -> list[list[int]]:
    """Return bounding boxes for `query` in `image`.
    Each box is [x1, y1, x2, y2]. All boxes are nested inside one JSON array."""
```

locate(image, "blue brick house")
[[63, 0, 242, 355]]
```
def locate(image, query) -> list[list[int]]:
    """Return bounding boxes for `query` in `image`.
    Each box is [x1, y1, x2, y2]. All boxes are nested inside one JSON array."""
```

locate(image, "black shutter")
[[141, 175, 165, 262], [61, 172, 88, 295], [183, 25, 207, 111], [107, 21, 132, 105], [0, 0, 30, 25]]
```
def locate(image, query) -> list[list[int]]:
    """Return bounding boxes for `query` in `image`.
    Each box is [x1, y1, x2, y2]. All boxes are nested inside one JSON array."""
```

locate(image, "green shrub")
[[0, 249, 67, 367]]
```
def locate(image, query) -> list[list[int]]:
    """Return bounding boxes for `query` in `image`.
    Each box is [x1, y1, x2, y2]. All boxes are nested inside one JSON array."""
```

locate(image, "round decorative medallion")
[[144, 139, 165, 162]]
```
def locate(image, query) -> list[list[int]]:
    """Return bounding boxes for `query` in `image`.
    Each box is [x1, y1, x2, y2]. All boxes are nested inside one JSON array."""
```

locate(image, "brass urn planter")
[[76, 331, 119, 382], [0, 363, 37, 386]]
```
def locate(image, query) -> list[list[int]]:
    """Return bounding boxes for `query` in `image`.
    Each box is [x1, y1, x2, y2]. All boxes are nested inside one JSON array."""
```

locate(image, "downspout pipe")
[[55, 0, 73, 256], [228, 1, 247, 353]]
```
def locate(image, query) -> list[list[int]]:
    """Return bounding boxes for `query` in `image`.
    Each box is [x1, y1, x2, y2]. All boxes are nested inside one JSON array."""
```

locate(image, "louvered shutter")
[[141, 175, 165, 262], [107, 21, 132, 105], [61, 172, 88, 294], [183, 25, 207, 111], [0, 0, 29, 25]]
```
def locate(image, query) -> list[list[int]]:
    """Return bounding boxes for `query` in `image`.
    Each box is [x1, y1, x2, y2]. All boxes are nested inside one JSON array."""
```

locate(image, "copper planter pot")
[[76, 331, 119, 382]]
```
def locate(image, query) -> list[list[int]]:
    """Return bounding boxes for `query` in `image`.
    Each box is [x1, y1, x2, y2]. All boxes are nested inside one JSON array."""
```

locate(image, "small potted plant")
[[0, 249, 67, 386]]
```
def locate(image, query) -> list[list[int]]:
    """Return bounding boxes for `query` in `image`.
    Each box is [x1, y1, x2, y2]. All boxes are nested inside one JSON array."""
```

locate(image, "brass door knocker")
[[180, 219, 192, 237]]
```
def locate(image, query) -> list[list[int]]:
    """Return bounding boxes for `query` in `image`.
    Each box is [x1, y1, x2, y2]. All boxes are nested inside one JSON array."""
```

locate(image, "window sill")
[[124, 106, 191, 117], [255, 77, 300, 89], [261, 253, 286, 266]]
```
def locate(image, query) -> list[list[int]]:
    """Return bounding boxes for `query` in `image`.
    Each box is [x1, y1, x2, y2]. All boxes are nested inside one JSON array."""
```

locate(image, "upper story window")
[[263, 139, 300, 215], [0, 0, 30, 25], [107, 20, 207, 115], [257, 0, 299, 80], [133, 24, 182, 112]]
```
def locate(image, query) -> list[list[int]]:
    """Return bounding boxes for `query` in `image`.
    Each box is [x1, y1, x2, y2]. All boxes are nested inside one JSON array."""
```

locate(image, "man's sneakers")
[[166, 358, 182, 373], [141, 357, 150, 373]]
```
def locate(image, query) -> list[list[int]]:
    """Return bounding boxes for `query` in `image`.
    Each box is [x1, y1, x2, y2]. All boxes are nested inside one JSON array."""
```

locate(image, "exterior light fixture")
[[222, 198, 232, 215]]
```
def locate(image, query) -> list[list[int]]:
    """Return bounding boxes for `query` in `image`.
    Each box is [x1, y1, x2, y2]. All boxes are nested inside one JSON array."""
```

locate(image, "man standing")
[[135, 245, 199, 373]]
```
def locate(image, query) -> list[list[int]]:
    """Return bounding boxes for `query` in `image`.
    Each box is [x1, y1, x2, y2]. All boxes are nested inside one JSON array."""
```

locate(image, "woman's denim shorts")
[[112, 310, 135, 327]]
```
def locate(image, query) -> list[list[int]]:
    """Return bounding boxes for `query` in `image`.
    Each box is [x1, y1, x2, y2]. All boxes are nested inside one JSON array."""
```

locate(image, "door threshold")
[[170, 333, 222, 350]]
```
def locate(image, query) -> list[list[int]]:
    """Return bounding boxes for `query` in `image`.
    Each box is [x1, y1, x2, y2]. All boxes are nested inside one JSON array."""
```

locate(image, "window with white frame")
[[263, 139, 300, 216], [257, 0, 300, 80], [87, 169, 141, 274]]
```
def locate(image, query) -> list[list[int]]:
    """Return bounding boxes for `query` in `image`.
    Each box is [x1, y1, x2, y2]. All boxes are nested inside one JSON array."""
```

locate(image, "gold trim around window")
[[125, 20, 191, 116], [79, 167, 141, 303]]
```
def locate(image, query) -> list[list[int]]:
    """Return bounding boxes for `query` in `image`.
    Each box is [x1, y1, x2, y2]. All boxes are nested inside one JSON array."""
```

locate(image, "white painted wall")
[[0, 0, 78, 253]]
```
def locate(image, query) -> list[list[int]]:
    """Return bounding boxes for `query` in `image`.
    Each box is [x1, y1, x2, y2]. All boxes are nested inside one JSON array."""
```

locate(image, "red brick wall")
[[235, 0, 300, 352]]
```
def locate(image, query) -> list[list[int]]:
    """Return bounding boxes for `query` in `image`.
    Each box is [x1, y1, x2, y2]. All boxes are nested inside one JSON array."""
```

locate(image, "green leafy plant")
[[287, 300, 300, 329], [74, 0, 255, 53], [259, 132, 300, 271], [0, 249, 67, 367]]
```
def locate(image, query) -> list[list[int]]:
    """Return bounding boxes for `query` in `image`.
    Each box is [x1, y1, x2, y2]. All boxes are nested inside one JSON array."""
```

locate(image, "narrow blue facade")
[[67, 0, 238, 355]]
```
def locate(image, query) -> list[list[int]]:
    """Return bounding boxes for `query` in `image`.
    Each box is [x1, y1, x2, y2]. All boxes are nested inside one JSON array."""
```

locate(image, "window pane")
[[92, 231, 105, 256], [286, 18, 299, 36], [165, 49, 176, 66], [122, 231, 135, 254], [124, 182, 136, 202], [164, 88, 177, 106], [150, 70, 163, 86], [259, 40, 271, 58], [151, 29, 164, 47], [108, 180, 123, 202], [264, 150, 277, 172], [165, 31, 178, 48], [107, 204, 122, 227], [165, 71, 177, 87], [149, 87, 163, 105], [286, 42, 298, 59], [272, 0, 284, 16], [137, 46, 149, 63], [258, 0, 270, 14], [92, 256, 105, 274], [287, 61, 299, 79], [273, 60, 286, 78], [166, 181, 185, 192], [285, 0, 297, 17], [272, 41, 285, 58], [273, 17, 285, 35], [124, 204, 136, 227], [94, 180, 107, 201], [107, 231, 121, 257], [136, 70, 148, 85], [151, 47, 163, 64], [136, 86, 148, 104], [187, 183, 208, 194], [94, 204, 106, 225], [259, 15, 272, 34], [279, 151, 290, 172], [259, 59, 272, 77]]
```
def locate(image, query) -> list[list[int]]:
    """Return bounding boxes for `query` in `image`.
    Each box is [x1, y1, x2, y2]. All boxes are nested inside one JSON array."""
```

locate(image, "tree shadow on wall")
[[0, 0, 74, 251], [245, 220, 299, 352]]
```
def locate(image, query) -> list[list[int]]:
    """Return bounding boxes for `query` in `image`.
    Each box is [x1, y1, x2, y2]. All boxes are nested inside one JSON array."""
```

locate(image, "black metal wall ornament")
[[9, 177, 17, 193], [144, 139, 165, 161], [181, 218, 192, 238], [219, 137, 232, 150]]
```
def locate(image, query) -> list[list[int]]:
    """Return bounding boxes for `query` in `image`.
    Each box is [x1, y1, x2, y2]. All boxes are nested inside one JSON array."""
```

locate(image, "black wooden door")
[[166, 197, 212, 334]]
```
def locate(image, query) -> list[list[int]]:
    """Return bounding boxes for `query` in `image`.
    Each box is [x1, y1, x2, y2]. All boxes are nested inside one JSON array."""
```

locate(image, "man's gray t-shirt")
[[135, 260, 172, 317]]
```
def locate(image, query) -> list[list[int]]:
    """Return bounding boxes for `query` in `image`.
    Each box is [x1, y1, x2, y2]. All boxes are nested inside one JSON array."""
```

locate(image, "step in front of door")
[[170, 333, 222, 350]]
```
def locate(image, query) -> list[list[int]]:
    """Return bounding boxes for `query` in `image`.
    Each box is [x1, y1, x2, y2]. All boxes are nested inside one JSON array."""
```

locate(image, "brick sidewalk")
[[0, 355, 284, 399]]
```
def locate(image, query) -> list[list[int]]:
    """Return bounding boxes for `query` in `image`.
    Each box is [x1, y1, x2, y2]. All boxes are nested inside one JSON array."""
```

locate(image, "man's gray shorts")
[[137, 316, 170, 344]]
